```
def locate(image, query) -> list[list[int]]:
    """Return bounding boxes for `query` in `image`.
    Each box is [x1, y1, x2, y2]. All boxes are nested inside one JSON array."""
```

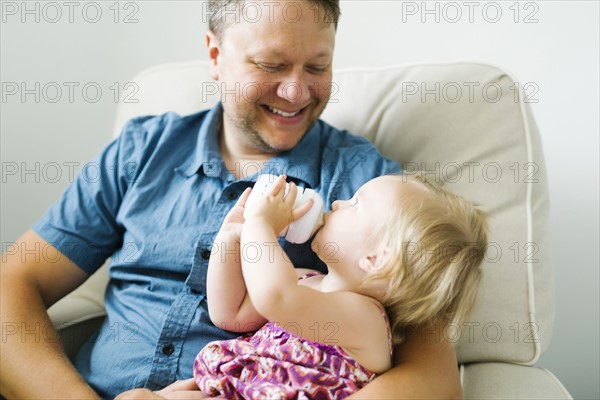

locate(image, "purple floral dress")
[[193, 301, 392, 399]]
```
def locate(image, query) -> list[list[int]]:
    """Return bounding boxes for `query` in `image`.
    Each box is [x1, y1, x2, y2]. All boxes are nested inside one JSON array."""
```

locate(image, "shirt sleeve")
[[32, 118, 150, 274]]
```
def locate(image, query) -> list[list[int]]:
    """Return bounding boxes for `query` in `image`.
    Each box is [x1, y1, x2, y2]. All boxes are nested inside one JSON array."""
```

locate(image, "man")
[[0, 1, 462, 398]]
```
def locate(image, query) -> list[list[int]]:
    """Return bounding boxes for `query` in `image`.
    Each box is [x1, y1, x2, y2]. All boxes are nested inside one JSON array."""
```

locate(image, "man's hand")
[[116, 379, 209, 399], [116, 388, 166, 399]]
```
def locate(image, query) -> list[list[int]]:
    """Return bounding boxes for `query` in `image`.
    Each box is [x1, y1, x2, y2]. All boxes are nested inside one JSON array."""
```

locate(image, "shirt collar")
[[179, 102, 322, 189], [178, 103, 222, 178], [264, 123, 321, 188]]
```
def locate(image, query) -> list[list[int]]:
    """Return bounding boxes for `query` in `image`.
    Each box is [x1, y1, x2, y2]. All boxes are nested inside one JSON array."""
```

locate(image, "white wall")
[[1, 1, 598, 398]]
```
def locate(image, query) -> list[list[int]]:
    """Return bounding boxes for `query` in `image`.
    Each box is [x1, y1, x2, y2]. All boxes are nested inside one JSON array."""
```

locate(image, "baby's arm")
[[206, 188, 266, 332], [241, 178, 307, 315]]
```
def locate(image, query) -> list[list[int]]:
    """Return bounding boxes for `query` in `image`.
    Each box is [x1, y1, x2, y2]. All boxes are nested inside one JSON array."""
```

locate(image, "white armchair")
[[49, 61, 572, 399]]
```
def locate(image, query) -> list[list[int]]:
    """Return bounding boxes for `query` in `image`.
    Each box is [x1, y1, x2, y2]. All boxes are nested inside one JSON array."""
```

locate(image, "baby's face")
[[311, 175, 427, 267]]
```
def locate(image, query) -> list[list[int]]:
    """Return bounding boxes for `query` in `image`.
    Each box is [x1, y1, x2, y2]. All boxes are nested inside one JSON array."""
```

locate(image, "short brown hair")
[[206, 0, 341, 40]]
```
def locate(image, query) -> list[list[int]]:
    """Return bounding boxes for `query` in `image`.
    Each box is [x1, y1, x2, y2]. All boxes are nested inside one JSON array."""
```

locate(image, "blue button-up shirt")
[[33, 103, 399, 398]]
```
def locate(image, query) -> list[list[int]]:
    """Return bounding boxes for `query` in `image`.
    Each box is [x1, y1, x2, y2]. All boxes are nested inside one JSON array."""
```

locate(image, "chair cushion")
[[461, 362, 571, 399], [112, 61, 554, 364]]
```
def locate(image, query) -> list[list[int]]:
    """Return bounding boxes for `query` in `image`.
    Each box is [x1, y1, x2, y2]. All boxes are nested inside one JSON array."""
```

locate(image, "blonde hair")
[[367, 173, 488, 346]]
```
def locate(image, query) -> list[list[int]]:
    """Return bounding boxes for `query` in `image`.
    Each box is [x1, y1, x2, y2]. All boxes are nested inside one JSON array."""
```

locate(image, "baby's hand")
[[245, 175, 313, 236]]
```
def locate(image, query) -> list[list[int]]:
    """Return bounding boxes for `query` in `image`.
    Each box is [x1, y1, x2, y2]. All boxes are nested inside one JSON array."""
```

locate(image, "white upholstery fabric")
[[110, 61, 554, 364], [461, 363, 571, 399], [49, 61, 567, 397], [321, 63, 554, 365]]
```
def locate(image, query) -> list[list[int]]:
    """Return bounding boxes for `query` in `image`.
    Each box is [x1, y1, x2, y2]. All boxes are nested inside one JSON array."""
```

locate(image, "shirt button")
[[201, 249, 211, 260], [226, 191, 237, 200], [161, 343, 174, 356], [191, 288, 200, 295]]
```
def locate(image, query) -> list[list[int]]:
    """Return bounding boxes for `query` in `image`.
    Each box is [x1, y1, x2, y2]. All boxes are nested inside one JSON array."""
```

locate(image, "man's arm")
[[348, 323, 463, 399], [0, 229, 100, 399]]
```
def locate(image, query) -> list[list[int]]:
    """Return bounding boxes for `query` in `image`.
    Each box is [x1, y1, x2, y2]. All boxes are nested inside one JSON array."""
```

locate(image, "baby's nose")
[[331, 200, 341, 211]]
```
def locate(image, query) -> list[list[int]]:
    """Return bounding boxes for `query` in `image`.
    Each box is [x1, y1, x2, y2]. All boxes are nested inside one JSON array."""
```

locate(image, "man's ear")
[[206, 30, 221, 80], [358, 247, 392, 273]]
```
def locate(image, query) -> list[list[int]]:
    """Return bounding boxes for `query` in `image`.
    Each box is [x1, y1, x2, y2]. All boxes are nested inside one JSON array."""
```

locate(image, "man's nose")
[[276, 71, 311, 104]]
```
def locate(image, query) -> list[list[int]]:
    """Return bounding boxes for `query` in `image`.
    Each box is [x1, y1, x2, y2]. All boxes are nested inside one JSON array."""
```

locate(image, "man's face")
[[207, 1, 336, 154]]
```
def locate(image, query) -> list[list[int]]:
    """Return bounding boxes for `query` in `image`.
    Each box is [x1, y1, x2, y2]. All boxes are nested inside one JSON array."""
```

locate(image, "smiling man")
[[0, 1, 462, 399], [209, 0, 336, 171]]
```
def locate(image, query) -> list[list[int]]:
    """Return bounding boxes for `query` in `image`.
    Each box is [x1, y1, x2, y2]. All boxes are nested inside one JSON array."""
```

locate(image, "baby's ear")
[[358, 247, 392, 273]]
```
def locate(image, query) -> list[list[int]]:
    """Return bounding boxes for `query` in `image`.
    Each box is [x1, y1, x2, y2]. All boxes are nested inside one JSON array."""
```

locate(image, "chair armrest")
[[48, 296, 106, 360], [47, 265, 109, 360], [461, 362, 572, 399]]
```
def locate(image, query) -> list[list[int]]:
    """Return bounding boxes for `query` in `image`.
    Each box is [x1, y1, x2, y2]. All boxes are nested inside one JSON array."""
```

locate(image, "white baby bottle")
[[245, 174, 324, 243]]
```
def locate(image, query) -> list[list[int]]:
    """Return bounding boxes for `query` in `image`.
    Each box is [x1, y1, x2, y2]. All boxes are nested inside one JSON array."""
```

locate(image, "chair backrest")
[[113, 61, 554, 365]]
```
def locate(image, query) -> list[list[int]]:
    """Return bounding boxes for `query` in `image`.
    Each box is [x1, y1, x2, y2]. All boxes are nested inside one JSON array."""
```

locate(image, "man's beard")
[[231, 111, 314, 154]]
